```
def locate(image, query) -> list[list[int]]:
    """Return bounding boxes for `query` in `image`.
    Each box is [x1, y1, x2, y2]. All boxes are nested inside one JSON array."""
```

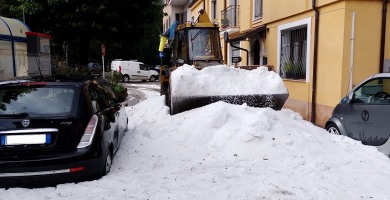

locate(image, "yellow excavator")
[[159, 10, 288, 115]]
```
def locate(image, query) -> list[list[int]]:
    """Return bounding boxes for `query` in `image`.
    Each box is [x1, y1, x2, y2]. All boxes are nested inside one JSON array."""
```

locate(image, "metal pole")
[[102, 55, 105, 79]]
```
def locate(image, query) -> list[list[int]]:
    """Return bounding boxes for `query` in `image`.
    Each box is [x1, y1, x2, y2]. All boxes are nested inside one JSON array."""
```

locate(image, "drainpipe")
[[203, 0, 206, 10], [311, 0, 319, 124], [0, 18, 17, 77], [348, 12, 356, 92], [379, 0, 389, 73], [224, 0, 228, 64]]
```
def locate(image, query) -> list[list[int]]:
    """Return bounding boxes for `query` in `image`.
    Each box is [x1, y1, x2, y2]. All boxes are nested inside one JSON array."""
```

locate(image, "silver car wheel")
[[327, 124, 341, 135]]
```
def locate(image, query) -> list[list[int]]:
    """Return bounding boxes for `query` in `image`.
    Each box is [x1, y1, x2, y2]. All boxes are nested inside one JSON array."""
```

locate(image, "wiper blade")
[[0, 113, 29, 117], [191, 29, 204, 41]]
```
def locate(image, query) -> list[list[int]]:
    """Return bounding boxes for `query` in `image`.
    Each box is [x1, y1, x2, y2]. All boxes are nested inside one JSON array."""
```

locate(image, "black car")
[[0, 75, 128, 188], [326, 73, 390, 156]]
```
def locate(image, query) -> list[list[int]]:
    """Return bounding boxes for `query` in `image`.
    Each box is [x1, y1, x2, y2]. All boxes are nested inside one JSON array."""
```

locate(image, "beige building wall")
[[263, 0, 387, 127]]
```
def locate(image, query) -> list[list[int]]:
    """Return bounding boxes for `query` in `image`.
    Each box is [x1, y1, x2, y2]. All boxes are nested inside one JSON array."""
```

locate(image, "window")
[[211, 0, 217, 20], [140, 64, 148, 70], [188, 29, 221, 61], [175, 13, 185, 23], [0, 87, 75, 116], [254, 0, 263, 20], [352, 78, 390, 104], [280, 26, 307, 79], [229, 41, 240, 65], [88, 88, 106, 111], [277, 18, 311, 81], [174, 30, 188, 63]]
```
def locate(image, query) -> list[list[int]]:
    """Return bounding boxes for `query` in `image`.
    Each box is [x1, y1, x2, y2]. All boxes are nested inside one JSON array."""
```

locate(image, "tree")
[[0, 0, 164, 66]]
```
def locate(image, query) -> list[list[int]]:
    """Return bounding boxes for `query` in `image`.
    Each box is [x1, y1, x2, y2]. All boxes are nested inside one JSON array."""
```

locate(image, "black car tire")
[[165, 86, 171, 110], [123, 75, 130, 83], [103, 150, 113, 176], [326, 123, 341, 135], [150, 75, 156, 82]]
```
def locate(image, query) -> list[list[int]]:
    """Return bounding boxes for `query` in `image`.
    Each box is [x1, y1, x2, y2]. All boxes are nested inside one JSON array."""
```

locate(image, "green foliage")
[[1, 0, 164, 66], [52, 65, 88, 75], [105, 71, 127, 100], [282, 60, 305, 79], [105, 71, 123, 90], [53, 65, 127, 99]]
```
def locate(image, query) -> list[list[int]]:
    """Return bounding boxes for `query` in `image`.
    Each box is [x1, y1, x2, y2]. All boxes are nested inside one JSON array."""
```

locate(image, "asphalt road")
[[122, 80, 160, 106]]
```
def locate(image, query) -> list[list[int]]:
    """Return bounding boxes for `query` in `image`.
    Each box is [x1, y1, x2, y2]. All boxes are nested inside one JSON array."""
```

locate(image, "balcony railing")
[[221, 5, 240, 29]]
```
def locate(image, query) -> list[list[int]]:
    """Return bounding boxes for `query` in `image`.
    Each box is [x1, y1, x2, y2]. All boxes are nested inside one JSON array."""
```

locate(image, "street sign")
[[232, 56, 242, 63], [101, 44, 106, 56]]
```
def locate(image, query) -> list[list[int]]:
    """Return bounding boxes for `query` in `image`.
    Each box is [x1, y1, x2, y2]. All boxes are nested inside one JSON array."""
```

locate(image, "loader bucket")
[[170, 94, 288, 115], [166, 64, 289, 115]]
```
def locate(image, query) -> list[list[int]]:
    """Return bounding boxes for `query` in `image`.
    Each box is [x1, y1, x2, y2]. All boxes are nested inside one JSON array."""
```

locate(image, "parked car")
[[326, 73, 390, 156], [0, 75, 128, 188], [153, 65, 161, 74], [111, 60, 159, 82], [88, 62, 103, 76]]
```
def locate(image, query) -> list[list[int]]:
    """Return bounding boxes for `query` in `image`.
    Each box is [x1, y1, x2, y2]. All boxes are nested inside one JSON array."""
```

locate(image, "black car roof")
[[0, 74, 96, 87]]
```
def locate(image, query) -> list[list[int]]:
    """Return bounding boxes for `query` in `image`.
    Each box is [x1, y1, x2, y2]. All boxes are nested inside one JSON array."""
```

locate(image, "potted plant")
[[283, 60, 304, 79]]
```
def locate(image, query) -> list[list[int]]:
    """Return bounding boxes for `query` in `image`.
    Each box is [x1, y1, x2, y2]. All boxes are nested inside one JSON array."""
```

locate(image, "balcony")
[[168, 0, 188, 6], [221, 5, 240, 32]]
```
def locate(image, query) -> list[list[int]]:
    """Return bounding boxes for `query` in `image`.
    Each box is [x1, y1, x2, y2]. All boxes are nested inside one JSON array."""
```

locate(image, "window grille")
[[280, 25, 307, 79]]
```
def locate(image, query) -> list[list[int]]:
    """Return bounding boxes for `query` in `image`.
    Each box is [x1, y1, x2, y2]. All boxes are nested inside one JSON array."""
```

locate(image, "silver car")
[[326, 73, 390, 156]]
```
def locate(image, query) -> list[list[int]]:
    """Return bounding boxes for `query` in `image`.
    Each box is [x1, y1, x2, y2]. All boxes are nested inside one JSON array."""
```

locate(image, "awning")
[[228, 25, 266, 42]]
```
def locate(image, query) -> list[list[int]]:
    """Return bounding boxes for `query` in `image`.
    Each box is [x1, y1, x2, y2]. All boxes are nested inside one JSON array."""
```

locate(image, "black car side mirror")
[[340, 97, 350, 104]]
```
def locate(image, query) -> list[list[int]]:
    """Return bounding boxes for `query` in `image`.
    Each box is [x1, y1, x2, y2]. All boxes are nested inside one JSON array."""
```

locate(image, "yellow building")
[[163, 0, 390, 127]]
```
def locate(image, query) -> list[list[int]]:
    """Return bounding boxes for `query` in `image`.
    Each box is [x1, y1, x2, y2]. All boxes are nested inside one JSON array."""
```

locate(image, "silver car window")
[[352, 78, 390, 104]]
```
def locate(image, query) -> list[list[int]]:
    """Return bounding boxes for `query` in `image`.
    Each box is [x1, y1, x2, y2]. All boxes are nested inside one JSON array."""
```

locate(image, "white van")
[[111, 60, 159, 82]]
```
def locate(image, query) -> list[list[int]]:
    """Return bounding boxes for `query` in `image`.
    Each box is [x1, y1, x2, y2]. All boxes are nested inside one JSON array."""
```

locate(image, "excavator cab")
[[172, 27, 223, 68]]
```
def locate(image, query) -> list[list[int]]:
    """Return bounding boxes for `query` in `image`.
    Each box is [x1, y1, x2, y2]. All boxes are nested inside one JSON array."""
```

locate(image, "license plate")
[[2, 134, 50, 145]]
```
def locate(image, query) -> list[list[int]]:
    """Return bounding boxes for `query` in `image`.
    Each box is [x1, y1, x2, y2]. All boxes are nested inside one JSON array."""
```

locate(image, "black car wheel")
[[326, 123, 341, 135], [150, 75, 156, 82], [103, 151, 113, 176], [123, 75, 130, 82]]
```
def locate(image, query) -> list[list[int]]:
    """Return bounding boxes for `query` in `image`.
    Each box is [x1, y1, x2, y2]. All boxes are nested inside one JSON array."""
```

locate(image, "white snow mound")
[[170, 64, 288, 97]]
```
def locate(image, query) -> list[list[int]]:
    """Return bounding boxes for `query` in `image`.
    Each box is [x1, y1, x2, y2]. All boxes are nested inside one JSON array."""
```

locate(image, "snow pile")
[[171, 65, 288, 97], [122, 96, 390, 199], [3, 83, 390, 200]]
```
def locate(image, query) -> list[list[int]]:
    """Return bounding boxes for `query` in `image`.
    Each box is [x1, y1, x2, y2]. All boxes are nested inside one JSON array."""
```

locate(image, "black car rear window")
[[0, 86, 75, 116]]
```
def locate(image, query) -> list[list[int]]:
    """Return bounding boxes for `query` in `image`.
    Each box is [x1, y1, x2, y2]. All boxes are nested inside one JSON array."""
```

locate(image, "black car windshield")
[[0, 86, 75, 116]]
